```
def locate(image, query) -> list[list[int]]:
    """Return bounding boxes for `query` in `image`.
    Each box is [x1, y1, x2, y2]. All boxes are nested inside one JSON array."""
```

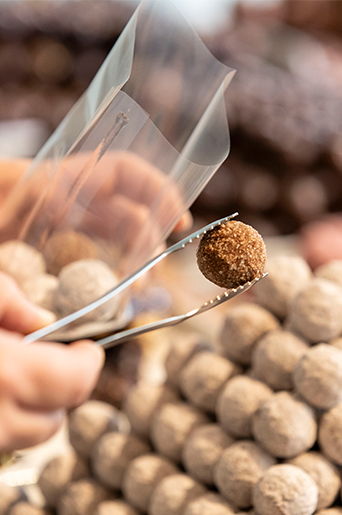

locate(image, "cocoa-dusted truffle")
[[287, 451, 341, 511], [165, 333, 212, 390], [94, 500, 138, 515], [287, 278, 342, 343], [150, 401, 209, 463], [149, 473, 206, 515], [182, 423, 234, 485], [57, 478, 112, 515], [0, 240, 46, 286], [123, 382, 178, 438], [253, 464, 318, 515], [68, 400, 120, 459], [43, 230, 99, 276], [252, 330, 308, 391], [183, 493, 235, 515], [22, 273, 59, 311], [91, 431, 150, 490], [179, 351, 240, 413], [196, 220, 266, 289], [293, 344, 342, 410], [216, 376, 272, 438], [254, 256, 312, 319], [122, 453, 178, 512], [7, 503, 50, 515], [38, 451, 89, 508], [331, 337, 342, 351], [318, 403, 342, 465], [252, 391, 317, 458], [54, 258, 120, 322], [218, 302, 280, 366], [214, 440, 276, 509], [315, 260, 342, 289]]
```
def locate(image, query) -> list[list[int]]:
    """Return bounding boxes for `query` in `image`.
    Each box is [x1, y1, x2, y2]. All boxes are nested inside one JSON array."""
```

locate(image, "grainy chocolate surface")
[[196, 220, 266, 289]]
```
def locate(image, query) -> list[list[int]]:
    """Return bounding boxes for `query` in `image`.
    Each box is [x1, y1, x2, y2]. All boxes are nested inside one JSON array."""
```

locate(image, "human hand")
[[0, 272, 104, 451]]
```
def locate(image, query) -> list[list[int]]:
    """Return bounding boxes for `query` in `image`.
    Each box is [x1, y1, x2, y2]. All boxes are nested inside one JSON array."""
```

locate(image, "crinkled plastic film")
[[0, 0, 235, 338]]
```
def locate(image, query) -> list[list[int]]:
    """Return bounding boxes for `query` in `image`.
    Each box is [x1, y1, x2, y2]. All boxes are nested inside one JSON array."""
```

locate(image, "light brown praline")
[[196, 220, 266, 289]]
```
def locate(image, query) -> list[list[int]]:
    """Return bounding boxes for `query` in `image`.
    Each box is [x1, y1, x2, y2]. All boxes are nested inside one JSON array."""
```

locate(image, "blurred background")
[[1, 0, 342, 247]]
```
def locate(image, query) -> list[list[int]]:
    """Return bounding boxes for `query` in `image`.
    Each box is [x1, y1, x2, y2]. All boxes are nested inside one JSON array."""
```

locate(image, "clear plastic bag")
[[0, 0, 235, 339]]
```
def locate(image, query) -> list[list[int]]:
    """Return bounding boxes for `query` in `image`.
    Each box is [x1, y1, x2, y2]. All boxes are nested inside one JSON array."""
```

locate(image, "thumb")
[[0, 272, 56, 334]]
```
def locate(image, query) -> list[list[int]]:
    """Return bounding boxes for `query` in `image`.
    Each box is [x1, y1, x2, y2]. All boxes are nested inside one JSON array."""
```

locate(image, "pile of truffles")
[[0, 232, 121, 324], [4, 254, 342, 514]]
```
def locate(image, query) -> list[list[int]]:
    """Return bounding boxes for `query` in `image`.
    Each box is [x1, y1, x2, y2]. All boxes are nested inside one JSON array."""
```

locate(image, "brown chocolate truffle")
[[150, 401, 209, 463], [316, 510, 342, 515], [43, 230, 99, 276], [68, 400, 120, 459], [252, 391, 317, 458], [252, 464, 318, 515], [38, 451, 89, 508], [293, 344, 342, 410], [183, 493, 235, 515], [182, 423, 234, 485], [0, 240, 46, 287], [287, 451, 341, 511], [7, 503, 50, 515], [252, 330, 309, 391], [214, 440, 276, 509], [22, 273, 59, 312], [149, 473, 206, 515], [179, 351, 240, 413], [91, 432, 150, 490], [318, 403, 342, 465], [315, 260, 342, 289], [196, 220, 266, 289], [218, 302, 280, 366], [122, 453, 178, 512], [123, 382, 178, 439], [94, 500, 138, 515], [216, 375, 273, 438], [57, 478, 112, 515]]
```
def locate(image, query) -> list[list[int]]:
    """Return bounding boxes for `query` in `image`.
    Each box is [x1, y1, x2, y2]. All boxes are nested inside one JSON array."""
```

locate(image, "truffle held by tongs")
[[24, 213, 267, 347]]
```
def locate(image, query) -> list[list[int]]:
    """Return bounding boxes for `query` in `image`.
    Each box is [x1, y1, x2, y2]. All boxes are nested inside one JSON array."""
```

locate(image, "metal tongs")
[[24, 213, 266, 348]]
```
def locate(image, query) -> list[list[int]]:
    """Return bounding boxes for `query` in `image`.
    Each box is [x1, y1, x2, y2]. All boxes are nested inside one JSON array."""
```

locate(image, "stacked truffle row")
[[0, 233, 121, 324], [19, 254, 342, 515]]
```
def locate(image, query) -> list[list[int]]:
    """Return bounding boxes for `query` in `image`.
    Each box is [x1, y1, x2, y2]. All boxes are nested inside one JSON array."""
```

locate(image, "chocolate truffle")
[[316, 510, 342, 515], [54, 258, 120, 322], [91, 431, 150, 490], [214, 440, 276, 509], [287, 451, 341, 510], [252, 391, 317, 458], [182, 423, 234, 485], [196, 220, 266, 289], [94, 500, 138, 515], [218, 302, 280, 366], [165, 333, 212, 390], [43, 230, 99, 276], [252, 330, 309, 391], [38, 451, 89, 508], [253, 464, 318, 515], [0, 240, 46, 286], [57, 479, 112, 515], [254, 256, 312, 319], [318, 403, 342, 465], [150, 401, 209, 463], [149, 473, 206, 515], [183, 493, 235, 515], [293, 344, 342, 410], [216, 375, 273, 438], [287, 278, 342, 343], [22, 273, 59, 311], [8, 503, 50, 515], [122, 453, 178, 512], [68, 400, 120, 459], [123, 382, 178, 438], [315, 260, 342, 289], [179, 351, 240, 413]]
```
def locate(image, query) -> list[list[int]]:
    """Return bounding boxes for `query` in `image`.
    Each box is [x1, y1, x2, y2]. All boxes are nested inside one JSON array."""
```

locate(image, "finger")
[[0, 402, 64, 451], [0, 273, 56, 334], [1, 338, 105, 411]]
